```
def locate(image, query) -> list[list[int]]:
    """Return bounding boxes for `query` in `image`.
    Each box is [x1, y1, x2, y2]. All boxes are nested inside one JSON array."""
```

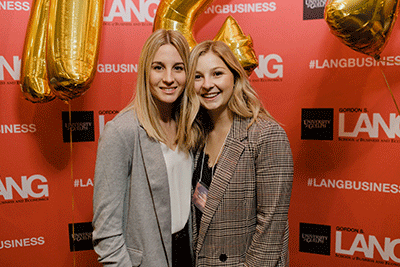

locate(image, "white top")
[[160, 143, 193, 234]]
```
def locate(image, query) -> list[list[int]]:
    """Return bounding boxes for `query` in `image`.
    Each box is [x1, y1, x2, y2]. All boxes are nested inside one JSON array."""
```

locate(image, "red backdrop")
[[1, 0, 400, 266]]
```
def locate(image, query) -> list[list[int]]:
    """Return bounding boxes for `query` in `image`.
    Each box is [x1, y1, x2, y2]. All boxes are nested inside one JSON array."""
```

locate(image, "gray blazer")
[[93, 109, 182, 266]]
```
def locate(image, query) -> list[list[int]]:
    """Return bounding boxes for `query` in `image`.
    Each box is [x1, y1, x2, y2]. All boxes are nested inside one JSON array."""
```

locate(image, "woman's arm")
[[245, 122, 293, 267], [92, 119, 134, 266]]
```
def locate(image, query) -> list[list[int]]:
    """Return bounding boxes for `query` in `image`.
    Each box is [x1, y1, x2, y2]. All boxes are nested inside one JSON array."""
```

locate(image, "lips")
[[201, 91, 220, 99], [160, 87, 178, 94]]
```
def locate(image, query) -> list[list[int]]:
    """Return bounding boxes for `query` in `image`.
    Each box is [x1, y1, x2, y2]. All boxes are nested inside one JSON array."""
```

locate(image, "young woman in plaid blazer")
[[178, 40, 293, 266]]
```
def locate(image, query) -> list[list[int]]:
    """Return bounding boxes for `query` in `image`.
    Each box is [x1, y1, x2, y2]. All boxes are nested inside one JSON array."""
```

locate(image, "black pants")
[[172, 222, 192, 266]]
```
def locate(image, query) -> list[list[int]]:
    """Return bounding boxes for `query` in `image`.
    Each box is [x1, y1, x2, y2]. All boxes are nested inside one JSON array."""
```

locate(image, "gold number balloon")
[[20, 0, 55, 103], [153, 0, 214, 50], [46, 0, 104, 101], [153, 0, 258, 75], [325, 0, 400, 60]]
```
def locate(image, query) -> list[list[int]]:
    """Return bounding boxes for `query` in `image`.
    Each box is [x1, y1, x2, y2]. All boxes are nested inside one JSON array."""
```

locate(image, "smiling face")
[[149, 44, 186, 108], [194, 51, 235, 116]]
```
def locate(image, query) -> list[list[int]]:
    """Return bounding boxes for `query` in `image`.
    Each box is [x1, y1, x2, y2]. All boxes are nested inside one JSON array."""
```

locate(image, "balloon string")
[[379, 66, 400, 115], [68, 101, 76, 267]]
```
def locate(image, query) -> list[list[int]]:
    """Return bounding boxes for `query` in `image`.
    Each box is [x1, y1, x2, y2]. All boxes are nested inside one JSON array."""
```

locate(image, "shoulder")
[[100, 109, 141, 143], [105, 109, 140, 133], [232, 115, 289, 143], [108, 108, 139, 129], [247, 118, 289, 142], [245, 118, 292, 159], [246, 118, 292, 164]]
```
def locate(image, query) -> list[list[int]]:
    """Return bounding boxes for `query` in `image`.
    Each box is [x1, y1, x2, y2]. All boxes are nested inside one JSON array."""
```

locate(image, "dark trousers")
[[172, 222, 192, 266]]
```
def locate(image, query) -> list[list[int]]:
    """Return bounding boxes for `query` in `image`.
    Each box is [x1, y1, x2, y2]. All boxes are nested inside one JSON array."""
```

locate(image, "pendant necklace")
[[192, 129, 230, 213]]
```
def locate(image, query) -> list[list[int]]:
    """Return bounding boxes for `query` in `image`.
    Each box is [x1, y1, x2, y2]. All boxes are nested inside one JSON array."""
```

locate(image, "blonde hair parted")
[[122, 29, 190, 147], [177, 40, 273, 150]]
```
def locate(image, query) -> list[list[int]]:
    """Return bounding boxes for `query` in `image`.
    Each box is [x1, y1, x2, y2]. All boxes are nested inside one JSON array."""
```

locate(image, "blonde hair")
[[122, 29, 190, 147], [177, 40, 273, 150]]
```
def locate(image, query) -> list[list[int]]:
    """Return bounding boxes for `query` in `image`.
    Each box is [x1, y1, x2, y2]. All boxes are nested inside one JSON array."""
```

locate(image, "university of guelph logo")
[[301, 108, 334, 140], [62, 111, 95, 143], [68, 222, 93, 251], [303, 0, 327, 20], [300, 222, 331, 256]]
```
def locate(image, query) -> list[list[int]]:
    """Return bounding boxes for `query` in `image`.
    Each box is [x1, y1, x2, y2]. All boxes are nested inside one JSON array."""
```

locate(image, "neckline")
[[202, 152, 214, 170], [160, 142, 177, 152], [204, 128, 230, 168]]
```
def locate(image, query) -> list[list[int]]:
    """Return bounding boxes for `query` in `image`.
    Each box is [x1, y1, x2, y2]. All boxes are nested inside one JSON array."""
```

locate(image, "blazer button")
[[219, 254, 227, 262]]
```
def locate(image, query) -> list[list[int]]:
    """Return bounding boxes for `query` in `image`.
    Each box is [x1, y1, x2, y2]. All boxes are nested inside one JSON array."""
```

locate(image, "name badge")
[[192, 181, 208, 212]]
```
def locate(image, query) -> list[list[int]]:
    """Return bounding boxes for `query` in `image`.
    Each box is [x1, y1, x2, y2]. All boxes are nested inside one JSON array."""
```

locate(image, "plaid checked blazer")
[[192, 115, 293, 267]]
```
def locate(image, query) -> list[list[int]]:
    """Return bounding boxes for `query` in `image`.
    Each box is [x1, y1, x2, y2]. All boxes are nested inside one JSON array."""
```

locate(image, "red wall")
[[1, 0, 400, 266]]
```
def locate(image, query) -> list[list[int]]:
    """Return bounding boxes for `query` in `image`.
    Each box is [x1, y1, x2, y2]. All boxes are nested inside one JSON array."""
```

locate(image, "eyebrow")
[[152, 61, 184, 65], [197, 66, 226, 72]]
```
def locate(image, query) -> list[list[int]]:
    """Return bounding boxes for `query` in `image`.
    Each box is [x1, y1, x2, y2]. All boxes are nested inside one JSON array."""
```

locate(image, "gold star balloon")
[[213, 16, 258, 76]]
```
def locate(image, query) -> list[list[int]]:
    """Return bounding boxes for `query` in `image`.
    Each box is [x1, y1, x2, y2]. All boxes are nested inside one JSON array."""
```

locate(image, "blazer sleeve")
[[92, 119, 134, 266], [245, 122, 293, 267]]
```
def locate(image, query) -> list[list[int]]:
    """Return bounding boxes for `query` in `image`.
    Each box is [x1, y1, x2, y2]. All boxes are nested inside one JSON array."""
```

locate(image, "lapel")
[[138, 125, 172, 255], [196, 115, 249, 253]]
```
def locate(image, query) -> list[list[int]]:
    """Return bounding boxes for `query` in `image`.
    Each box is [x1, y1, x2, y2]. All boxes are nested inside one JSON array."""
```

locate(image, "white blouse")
[[160, 143, 193, 234]]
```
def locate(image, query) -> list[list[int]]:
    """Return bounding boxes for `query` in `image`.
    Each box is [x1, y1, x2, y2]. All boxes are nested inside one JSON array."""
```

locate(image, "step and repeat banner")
[[1, 0, 400, 266]]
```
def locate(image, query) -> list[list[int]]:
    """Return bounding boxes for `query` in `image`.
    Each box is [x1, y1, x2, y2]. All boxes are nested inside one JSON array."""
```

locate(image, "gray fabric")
[[92, 109, 172, 267]]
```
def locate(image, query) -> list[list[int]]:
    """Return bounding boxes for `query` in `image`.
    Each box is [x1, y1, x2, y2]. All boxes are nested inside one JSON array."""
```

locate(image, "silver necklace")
[[199, 130, 230, 183]]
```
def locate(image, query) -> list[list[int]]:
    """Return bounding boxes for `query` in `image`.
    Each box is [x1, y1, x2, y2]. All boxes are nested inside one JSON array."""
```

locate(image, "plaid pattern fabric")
[[192, 115, 293, 267]]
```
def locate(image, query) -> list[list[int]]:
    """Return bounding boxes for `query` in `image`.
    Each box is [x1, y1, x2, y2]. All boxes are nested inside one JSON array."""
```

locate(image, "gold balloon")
[[213, 16, 258, 76], [153, 0, 214, 50], [153, 0, 258, 74], [46, 0, 104, 101], [20, 0, 55, 103], [325, 0, 400, 60]]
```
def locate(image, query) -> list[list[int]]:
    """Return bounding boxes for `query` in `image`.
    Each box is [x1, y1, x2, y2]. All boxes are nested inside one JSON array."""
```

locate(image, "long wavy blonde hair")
[[122, 29, 190, 149], [177, 40, 273, 151]]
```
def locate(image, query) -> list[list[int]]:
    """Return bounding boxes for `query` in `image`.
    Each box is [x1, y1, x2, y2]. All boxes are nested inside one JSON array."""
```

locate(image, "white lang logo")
[[336, 231, 400, 263], [0, 56, 21, 80], [0, 175, 49, 200], [103, 0, 160, 22], [339, 113, 400, 138], [254, 54, 283, 79]]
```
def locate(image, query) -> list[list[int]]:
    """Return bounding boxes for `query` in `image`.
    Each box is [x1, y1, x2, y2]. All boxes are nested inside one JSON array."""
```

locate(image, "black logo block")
[[301, 108, 334, 140], [303, 0, 327, 20], [68, 222, 93, 252], [300, 222, 331, 256], [62, 111, 95, 143]]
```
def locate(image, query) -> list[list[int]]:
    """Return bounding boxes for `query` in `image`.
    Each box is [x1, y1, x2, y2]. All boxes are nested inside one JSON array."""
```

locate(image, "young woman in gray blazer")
[[92, 29, 193, 267], [178, 40, 293, 266]]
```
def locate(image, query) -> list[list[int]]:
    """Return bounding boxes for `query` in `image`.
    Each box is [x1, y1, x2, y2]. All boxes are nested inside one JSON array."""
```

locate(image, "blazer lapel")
[[138, 127, 172, 255], [196, 116, 249, 253]]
